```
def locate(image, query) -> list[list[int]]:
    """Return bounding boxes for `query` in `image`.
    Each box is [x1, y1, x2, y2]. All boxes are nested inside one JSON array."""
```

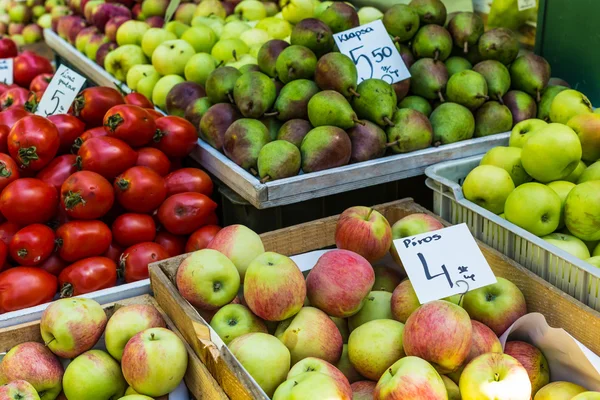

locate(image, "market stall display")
[[0, 0, 48, 46]]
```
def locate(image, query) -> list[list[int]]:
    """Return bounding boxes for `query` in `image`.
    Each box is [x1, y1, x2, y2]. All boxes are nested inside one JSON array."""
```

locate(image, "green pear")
[[412, 25, 453, 61], [291, 18, 334, 57], [300, 126, 351, 173], [399, 95, 432, 117], [352, 79, 397, 127], [223, 118, 271, 171], [277, 119, 312, 148], [445, 56, 472, 77], [478, 28, 519, 65], [272, 79, 319, 121], [314, 52, 358, 98], [472, 60, 511, 102], [258, 39, 290, 78], [447, 12, 484, 54], [233, 71, 277, 118], [307, 90, 360, 129], [383, 4, 419, 42], [446, 70, 489, 110], [474, 101, 513, 137], [275, 45, 317, 83], [430, 102, 475, 145], [257, 140, 301, 182], [317, 2, 359, 33], [409, 0, 447, 25], [409, 58, 448, 101], [386, 108, 432, 153], [510, 54, 551, 102], [206, 66, 242, 104]]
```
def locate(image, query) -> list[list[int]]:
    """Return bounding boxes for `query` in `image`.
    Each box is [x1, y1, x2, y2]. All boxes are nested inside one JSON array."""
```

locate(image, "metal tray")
[[425, 155, 600, 311]]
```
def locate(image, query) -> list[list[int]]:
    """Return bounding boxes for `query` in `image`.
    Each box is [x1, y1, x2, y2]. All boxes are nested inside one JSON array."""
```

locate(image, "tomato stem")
[[0, 162, 11, 178], [115, 178, 130, 191], [2, 97, 13, 109], [54, 238, 63, 252], [118, 253, 127, 280], [63, 191, 86, 210], [59, 283, 74, 298], [73, 95, 84, 117], [17, 248, 27, 258], [74, 156, 83, 170], [105, 113, 124, 132], [17, 146, 39, 167], [72, 138, 84, 153], [153, 129, 166, 143]]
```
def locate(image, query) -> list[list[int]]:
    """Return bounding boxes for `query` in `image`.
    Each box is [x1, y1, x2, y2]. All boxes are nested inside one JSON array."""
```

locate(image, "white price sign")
[[0, 58, 13, 85], [36, 65, 86, 117], [518, 0, 536, 11], [393, 223, 497, 304], [333, 20, 411, 85]]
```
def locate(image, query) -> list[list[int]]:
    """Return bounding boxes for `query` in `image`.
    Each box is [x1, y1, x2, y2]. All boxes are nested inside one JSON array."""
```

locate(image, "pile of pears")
[[189, 0, 560, 183]]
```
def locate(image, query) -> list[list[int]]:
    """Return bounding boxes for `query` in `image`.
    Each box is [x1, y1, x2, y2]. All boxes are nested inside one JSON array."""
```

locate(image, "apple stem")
[[366, 208, 374, 221], [434, 49, 440, 61], [44, 338, 56, 346]]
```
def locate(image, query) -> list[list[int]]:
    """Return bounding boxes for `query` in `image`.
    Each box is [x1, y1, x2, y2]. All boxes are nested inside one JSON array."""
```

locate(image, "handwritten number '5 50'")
[[349, 46, 394, 81]]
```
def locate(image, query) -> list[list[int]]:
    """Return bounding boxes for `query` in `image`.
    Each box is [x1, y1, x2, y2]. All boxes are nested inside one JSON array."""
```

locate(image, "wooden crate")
[[0, 295, 227, 400], [149, 198, 600, 400]]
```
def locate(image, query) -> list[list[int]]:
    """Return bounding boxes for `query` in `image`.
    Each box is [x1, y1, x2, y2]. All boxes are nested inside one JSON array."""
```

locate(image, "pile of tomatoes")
[[0, 59, 222, 314]]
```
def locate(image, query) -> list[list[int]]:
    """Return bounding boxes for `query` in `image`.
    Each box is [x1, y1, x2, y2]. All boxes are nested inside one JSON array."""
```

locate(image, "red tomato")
[[77, 136, 137, 179], [30, 73, 53, 93], [71, 126, 107, 153], [58, 256, 117, 297], [0, 106, 31, 129], [120, 242, 168, 283], [0, 124, 9, 153], [9, 224, 55, 266], [0, 38, 17, 59], [0, 240, 6, 271], [206, 212, 219, 226], [73, 87, 125, 128], [103, 242, 123, 264], [0, 267, 57, 313], [154, 231, 186, 257], [56, 220, 112, 262], [158, 192, 217, 235], [7, 115, 60, 171], [36, 154, 78, 193], [185, 225, 222, 253], [0, 153, 19, 191], [60, 171, 115, 220], [114, 166, 166, 213], [164, 168, 214, 198], [0, 178, 58, 225], [48, 114, 86, 154], [103, 104, 156, 148], [0, 87, 29, 110], [125, 92, 154, 109], [0, 222, 20, 245], [153, 116, 197, 158], [136, 147, 171, 177], [13, 51, 54, 89], [111, 213, 156, 247], [38, 253, 68, 276], [146, 109, 164, 121]]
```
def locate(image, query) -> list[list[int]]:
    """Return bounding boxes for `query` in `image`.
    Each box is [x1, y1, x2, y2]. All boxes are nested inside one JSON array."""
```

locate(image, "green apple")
[[141, 0, 168, 17], [480, 146, 532, 186], [374, 356, 446, 399], [348, 319, 404, 381], [121, 328, 188, 397], [141, 28, 177, 58], [549, 89, 593, 124], [335, 344, 363, 383], [104, 304, 166, 361], [508, 118, 548, 148], [191, 15, 224, 38], [32, 5, 46, 18], [567, 113, 600, 162], [535, 381, 587, 400], [442, 375, 461, 400], [164, 20, 190, 37], [372, 265, 403, 292], [595, 243, 600, 257], [460, 353, 531, 399], [116, 20, 149, 46], [0, 380, 40, 400], [577, 160, 600, 183], [175, 248, 240, 310], [227, 54, 258, 69], [138, 72, 162, 103], [565, 160, 587, 183], [152, 39, 195, 76], [206, 224, 264, 281], [288, 357, 352, 397], [37, 14, 52, 29], [547, 180, 576, 229], [504, 341, 550, 397], [211, 38, 249, 63], [347, 291, 393, 331], [193, 0, 226, 19], [280, 0, 314, 24], [504, 182, 562, 236], [126, 64, 159, 91], [463, 165, 515, 214], [330, 316, 349, 343], [175, 3, 197, 25], [235, 0, 267, 21], [185, 53, 218, 85], [273, 371, 351, 400], [542, 232, 590, 259], [181, 25, 217, 53], [63, 350, 127, 400], [256, 17, 292, 39], [104, 44, 149, 82], [10, 34, 25, 47], [119, 396, 154, 400], [40, 298, 107, 359], [570, 391, 600, 400], [240, 28, 271, 48], [462, 277, 527, 336], [314, 1, 334, 17], [565, 181, 600, 241], [210, 304, 267, 344], [357, 6, 383, 24], [84, 33, 110, 60], [229, 332, 291, 397], [587, 256, 600, 268], [220, 20, 251, 40]]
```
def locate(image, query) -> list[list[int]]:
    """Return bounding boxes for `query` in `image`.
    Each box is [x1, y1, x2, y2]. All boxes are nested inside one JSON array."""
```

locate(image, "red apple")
[[91, 3, 131, 32], [145, 15, 164, 28], [374, 356, 447, 399], [351, 381, 376, 400], [335, 206, 392, 262], [467, 320, 502, 363], [207, 224, 264, 282], [0, 380, 39, 399], [0, 342, 64, 399], [504, 341, 550, 396], [105, 15, 130, 42], [96, 41, 117, 66], [403, 300, 472, 374], [8, 22, 24, 35], [288, 357, 352, 399], [306, 249, 375, 318], [390, 213, 444, 266], [390, 279, 420, 323], [0, 37, 18, 58]]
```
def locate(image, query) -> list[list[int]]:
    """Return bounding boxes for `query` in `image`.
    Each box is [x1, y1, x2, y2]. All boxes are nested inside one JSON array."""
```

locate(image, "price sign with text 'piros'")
[[393, 223, 496, 304], [36, 65, 86, 117], [333, 19, 411, 85], [0, 58, 13, 85]]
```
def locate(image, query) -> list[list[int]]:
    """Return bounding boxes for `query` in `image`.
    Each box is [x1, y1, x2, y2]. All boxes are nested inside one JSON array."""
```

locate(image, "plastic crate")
[[425, 155, 600, 311]]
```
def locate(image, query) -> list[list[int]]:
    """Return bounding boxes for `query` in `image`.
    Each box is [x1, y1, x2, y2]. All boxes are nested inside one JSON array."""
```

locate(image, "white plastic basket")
[[425, 155, 600, 311]]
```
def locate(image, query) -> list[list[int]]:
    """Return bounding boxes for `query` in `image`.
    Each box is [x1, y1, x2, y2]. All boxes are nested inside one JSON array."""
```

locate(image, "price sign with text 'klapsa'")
[[333, 19, 410, 85], [36, 65, 86, 117], [394, 223, 496, 304], [0, 58, 13, 85]]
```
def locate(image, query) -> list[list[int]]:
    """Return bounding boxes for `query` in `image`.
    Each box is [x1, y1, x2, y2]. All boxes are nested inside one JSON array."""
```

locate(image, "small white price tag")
[[0, 58, 13, 85], [36, 65, 86, 117], [333, 19, 411, 85], [518, 0, 536, 11], [394, 223, 497, 304]]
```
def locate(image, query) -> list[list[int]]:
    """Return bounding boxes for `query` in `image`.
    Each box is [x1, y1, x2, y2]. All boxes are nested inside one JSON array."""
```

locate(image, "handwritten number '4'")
[[417, 253, 453, 288]]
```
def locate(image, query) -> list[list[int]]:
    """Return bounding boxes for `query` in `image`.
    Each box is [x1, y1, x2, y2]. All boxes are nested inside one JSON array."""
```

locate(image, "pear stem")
[[353, 117, 366, 126], [263, 111, 279, 117], [437, 91, 445, 103], [250, 168, 258, 176], [383, 116, 395, 127], [227, 92, 234, 104], [497, 93, 504, 105], [433, 141, 442, 147], [536, 89, 541, 103], [475, 94, 489, 100], [386, 140, 399, 148], [463, 42, 468, 54], [349, 88, 360, 98], [260, 175, 271, 184], [434, 49, 440, 61]]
